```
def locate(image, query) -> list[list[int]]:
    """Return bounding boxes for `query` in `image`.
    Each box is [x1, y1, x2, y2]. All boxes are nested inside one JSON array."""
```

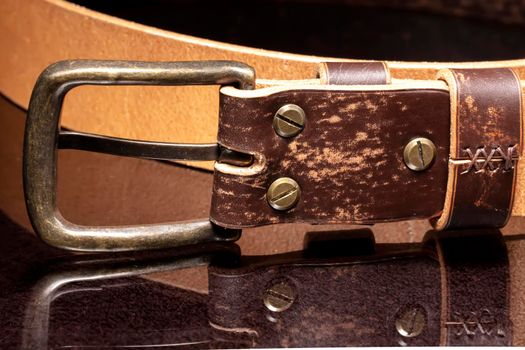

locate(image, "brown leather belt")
[[3, 0, 525, 251], [3, 3, 525, 345]]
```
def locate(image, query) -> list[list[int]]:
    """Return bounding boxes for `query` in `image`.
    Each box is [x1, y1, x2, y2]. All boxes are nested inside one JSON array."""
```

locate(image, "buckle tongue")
[[24, 60, 255, 252]]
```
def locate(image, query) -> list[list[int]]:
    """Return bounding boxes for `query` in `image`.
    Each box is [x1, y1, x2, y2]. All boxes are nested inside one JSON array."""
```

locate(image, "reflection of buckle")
[[21, 243, 240, 349], [24, 60, 255, 252]]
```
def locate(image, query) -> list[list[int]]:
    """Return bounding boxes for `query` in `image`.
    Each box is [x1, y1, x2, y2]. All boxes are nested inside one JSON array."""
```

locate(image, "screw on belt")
[[263, 280, 296, 312]]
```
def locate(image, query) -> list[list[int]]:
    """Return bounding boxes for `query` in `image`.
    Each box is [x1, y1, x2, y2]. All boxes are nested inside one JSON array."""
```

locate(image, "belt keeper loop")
[[318, 61, 391, 85], [433, 68, 523, 230]]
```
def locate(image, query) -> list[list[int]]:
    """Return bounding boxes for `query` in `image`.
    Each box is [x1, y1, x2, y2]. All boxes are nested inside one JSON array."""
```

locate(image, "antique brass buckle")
[[23, 60, 255, 252]]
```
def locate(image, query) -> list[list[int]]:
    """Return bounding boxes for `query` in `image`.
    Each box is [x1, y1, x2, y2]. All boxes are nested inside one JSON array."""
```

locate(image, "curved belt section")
[[2, 0, 525, 157]]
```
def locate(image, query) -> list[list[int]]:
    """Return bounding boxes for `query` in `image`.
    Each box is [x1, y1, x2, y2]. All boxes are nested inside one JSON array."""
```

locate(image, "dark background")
[[71, 0, 525, 61]]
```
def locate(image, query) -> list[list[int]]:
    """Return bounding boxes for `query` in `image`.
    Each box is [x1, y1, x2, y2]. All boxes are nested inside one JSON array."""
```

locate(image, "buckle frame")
[[23, 60, 255, 252]]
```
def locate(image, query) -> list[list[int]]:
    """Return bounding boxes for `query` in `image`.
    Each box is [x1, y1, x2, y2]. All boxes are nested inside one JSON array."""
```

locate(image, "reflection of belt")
[[6, 209, 512, 347], [3, 0, 525, 251]]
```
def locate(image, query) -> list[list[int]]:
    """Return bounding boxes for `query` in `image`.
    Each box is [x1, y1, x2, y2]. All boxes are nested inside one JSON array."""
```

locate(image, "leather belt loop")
[[434, 231, 511, 345], [319, 61, 391, 85], [433, 68, 523, 230]]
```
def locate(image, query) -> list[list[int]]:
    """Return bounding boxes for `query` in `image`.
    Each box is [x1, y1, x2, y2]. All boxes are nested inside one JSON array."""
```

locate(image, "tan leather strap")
[[435, 68, 523, 229], [1, 0, 525, 148]]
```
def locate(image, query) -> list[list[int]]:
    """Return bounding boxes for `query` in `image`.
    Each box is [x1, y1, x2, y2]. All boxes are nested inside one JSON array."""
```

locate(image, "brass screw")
[[267, 177, 301, 211], [273, 104, 306, 138], [403, 137, 437, 171], [263, 281, 295, 312], [395, 304, 427, 338]]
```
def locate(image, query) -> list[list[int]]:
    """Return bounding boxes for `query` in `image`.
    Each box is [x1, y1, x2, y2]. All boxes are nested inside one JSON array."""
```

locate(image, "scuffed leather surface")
[[212, 88, 450, 228], [1, 0, 525, 172], [0, 94, 433, 254], [437, 68, 522, 228]]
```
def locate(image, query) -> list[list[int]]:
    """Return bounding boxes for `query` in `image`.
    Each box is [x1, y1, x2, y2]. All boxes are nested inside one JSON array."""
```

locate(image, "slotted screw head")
[[267, 177, 301, 211], [273, 104, 306, 138], [403, 137, 437, 171], [395, 304, 427, 338], [263, 281, 295, 312]]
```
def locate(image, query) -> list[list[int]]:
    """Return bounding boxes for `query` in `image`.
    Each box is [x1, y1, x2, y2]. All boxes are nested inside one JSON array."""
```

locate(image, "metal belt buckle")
[[23, 60, 255, 252]]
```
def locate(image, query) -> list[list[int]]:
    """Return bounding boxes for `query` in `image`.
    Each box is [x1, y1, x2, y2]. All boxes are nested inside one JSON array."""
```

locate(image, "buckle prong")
[[58, 130, 221, 161], [24, 60, 255, 252]]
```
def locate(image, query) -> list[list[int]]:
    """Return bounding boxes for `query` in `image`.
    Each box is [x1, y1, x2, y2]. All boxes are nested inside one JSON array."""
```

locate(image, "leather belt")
[[3, 0, 525, 251]]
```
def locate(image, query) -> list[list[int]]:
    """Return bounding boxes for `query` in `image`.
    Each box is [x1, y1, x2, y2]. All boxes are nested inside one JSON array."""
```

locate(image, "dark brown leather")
[[435, 68, 522, 229], [207, 230, 512, 346], [320, 62, 390, 85], [211, 88, 450, 228], [208, 240, 442, 347], [434, 231, 511, 345]]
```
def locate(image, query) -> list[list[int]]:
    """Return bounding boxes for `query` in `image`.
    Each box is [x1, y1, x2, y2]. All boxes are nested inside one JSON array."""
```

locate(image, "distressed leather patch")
[[211, 88, 450, 228]]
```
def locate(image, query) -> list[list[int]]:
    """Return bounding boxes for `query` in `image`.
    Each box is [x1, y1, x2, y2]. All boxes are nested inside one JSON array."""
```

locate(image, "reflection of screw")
[[395, 305, 427, 338], [273, 104, 306, 138], [263, 281, 295, 312], [403, 137, 437, 171], [267, 177, 301, 211]]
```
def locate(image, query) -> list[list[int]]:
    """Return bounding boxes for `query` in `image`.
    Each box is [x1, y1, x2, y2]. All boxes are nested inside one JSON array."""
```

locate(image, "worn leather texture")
[[435, 68, 523, 229], [211, 87, 450, 228], [319, 62, 390, 85], [0, 2, 524, 346], [3, 0, 525, 217]]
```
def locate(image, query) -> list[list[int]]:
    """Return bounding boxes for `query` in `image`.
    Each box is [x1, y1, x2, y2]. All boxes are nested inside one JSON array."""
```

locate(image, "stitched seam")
[[454, 145, 519, 173]]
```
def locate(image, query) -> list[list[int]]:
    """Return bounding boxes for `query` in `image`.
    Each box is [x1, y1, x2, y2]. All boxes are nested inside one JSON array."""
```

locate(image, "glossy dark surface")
[[0, 211, 238, 349], [0, 210, 516, 348]]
